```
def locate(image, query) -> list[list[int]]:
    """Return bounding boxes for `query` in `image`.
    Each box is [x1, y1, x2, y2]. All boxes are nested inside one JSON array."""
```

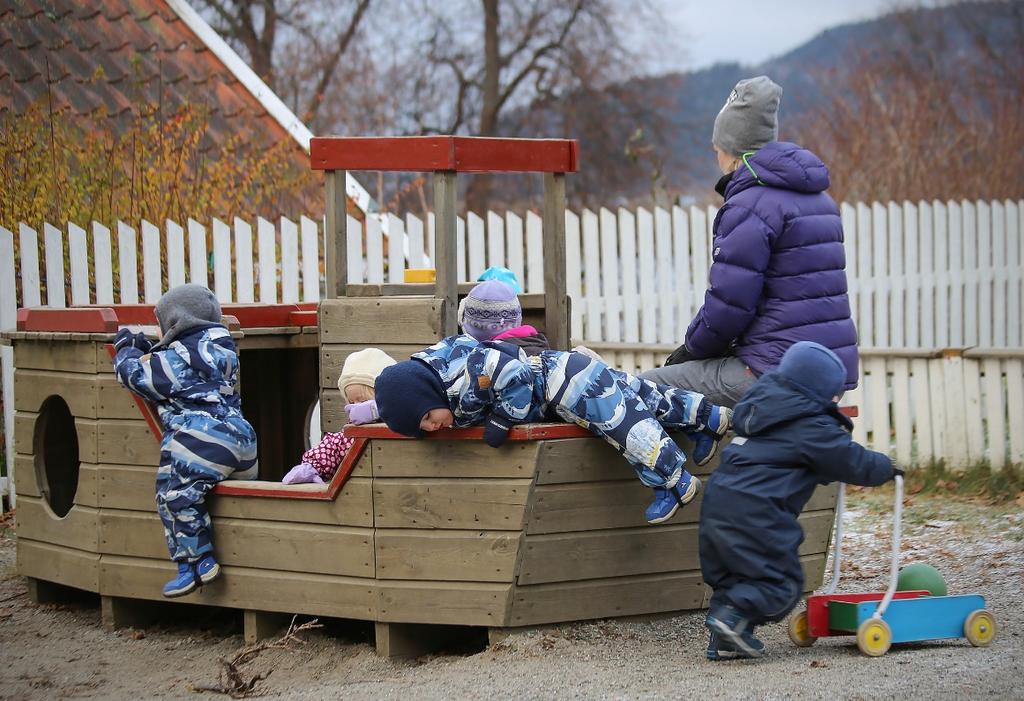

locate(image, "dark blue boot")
[[691, 405, 732, 466], [706, 605, 766, 658], [645, 476, 701, 524]]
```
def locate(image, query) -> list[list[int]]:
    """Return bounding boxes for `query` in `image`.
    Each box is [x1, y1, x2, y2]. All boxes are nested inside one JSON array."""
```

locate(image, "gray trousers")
[[639, 356, 756, 408]]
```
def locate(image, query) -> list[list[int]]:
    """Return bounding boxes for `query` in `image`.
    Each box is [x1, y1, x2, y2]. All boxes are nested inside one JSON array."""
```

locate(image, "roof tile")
[[0, 0, 308, 174]]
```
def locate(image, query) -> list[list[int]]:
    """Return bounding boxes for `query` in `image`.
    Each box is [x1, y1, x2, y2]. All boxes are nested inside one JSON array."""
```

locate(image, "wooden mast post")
[[542, 172, 568, 351], [433, 170, 459, 336], [324, 169, 348, 299]]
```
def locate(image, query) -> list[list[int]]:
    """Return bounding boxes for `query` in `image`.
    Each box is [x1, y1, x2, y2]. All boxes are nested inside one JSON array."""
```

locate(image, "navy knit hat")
[[778, 341, 845, 402], [374, 359, 448, 437]]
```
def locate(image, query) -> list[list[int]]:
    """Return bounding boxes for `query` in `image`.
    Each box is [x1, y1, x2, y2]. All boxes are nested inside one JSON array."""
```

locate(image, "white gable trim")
[[165, 0, 372, 212]]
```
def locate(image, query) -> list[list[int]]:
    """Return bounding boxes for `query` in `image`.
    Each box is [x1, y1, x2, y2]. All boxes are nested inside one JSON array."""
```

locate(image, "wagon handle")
[[823, 482, 845, 595], [873, 474, 903, 618]]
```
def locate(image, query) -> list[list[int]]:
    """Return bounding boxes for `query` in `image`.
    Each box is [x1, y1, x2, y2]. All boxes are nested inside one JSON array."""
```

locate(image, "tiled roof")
[[0, 0, 306, 163]]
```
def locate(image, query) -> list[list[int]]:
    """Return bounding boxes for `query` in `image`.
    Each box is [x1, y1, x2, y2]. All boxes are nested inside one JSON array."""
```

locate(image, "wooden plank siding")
[[517, 510, 834, 586], [14, 370, 136, 419], [318, 297, 444, 345], [97, 465, 375, 528], [510, 571, 707, 627], [8, 335, 841, 632], [374, 530, 521, 582], [98, 555, 378, 620], [13, 340, 103, 374], [98, 510, 374, 578], [320, 343, 424, 389], [371, 441, 538, 479], [527, 480, 840, 535], [372, 479, 533, 530], [17, 539, 100, 593], [15, 496, 99, 552]]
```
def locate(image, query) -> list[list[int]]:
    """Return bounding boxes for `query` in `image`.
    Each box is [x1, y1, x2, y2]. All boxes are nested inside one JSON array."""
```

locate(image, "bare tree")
[[191, 0, 372, 129], [794, 1, 1024, 203], [395, 0, 663, 209], [190, 0, 672, 211]]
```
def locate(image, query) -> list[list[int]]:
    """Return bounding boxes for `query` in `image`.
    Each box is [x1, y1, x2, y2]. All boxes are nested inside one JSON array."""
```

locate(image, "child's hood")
[[153, 284, 223, 349], [732, 372, 848, 436]]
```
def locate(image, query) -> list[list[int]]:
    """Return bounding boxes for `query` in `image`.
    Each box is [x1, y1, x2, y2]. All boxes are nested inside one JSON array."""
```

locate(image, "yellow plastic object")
[[787, 609, 816, 647], [964, 609, 997, 647], [856, 618, 892, 657], [404, 268, 436, 283]]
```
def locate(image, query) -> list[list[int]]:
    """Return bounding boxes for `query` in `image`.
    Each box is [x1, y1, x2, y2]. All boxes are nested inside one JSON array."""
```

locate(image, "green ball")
[[897, 562, 948, 597]]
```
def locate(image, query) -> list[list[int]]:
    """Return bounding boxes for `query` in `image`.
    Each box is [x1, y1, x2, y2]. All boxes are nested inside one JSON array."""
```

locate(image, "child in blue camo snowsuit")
[[409, 279, 731, 522], [376, 338, 732, 519], [113, 284, 257, 598]]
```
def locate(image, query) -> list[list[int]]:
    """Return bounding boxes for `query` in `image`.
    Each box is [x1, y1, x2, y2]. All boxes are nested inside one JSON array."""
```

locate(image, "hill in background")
[[523, 0, 1022, 208]]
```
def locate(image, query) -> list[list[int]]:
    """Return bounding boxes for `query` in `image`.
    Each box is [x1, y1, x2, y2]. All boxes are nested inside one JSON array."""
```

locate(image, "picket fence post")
[[1, 226, 17, 507]]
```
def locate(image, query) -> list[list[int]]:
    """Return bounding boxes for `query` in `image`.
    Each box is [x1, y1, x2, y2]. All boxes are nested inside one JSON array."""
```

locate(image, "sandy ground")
[[0, 487, 1021, 701]]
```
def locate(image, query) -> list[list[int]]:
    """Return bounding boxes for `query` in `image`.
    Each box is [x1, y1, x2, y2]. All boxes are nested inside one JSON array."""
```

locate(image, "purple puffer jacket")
[[685, 142, 859, 388]]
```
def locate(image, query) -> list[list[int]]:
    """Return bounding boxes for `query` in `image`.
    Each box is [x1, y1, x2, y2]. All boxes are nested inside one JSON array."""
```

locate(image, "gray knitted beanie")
[[153, 284, 222, 348], [712, 76, 783, 157]]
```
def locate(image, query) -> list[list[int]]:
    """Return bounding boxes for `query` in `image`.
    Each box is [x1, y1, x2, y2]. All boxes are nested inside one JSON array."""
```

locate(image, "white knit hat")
[[338, 348, 397, 393]]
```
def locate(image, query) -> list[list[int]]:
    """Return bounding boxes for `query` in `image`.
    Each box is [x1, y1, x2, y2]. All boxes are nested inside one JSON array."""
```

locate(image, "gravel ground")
[[0, 487, 1021, 700]]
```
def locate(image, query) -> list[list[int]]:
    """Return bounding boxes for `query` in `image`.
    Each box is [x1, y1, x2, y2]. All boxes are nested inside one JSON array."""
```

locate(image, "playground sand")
[[0, 487, 1020, 700]]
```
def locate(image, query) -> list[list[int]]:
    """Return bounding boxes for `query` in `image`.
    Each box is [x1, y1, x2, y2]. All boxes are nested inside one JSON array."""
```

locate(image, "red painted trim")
[[105, 344, 165, 442], [310, 136, 579, 173], [92, 304, 158, 325], [220, 304, 303, 328], [345, 422, 592, 441], [213, 437, 369, 500], [17, 307, 119, 332], [288, 310, 318, 327], [805, 590, 930, 637], [14, 304, 312, 331], [105, 341, 365, 501]]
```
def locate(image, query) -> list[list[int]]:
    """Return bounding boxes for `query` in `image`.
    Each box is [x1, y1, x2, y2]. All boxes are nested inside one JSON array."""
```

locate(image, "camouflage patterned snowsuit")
[[114, 325, 257, 562]]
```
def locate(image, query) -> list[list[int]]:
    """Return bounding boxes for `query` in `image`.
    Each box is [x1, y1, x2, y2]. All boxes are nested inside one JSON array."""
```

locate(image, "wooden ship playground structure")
[[6, 136, 841, 657]]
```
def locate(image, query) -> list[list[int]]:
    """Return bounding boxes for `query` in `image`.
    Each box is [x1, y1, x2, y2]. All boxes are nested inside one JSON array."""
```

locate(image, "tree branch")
[[495, 0, 583, 113], [301, 0, 373, 122]]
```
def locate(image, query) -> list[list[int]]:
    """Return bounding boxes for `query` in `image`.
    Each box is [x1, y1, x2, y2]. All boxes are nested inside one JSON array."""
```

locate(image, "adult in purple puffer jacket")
[[642, 76, 858, 407]]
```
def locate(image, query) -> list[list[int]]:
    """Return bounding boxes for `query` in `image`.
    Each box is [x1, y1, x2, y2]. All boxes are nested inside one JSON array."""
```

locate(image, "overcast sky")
[[652, 0, 897, 73]]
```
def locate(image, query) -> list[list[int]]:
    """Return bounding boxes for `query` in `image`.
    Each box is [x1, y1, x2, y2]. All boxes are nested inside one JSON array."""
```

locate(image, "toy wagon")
[[787, 477, 997, 656], [8, 136, 842, 657]]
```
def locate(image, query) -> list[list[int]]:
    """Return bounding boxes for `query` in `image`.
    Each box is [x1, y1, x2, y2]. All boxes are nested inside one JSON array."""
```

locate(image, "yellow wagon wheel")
[[964, 610, 997, 647], [788, 609, 817, 647], [856, 618, 892, 657]]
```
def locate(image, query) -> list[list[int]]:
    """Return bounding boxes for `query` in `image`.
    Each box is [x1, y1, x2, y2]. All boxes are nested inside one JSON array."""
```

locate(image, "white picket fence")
[[2, 199, 1021, 348], [1, 198, 1023, 505]]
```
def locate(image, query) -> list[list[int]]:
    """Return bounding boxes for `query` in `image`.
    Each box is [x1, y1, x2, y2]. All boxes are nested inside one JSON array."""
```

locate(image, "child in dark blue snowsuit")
[[700, 341, 898, 660], [376, 339, 733, 520], [113, 284, 258, 598]]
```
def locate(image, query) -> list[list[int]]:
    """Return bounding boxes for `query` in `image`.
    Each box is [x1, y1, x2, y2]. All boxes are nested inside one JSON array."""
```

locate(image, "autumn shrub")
[[0, 99, 317, 232]]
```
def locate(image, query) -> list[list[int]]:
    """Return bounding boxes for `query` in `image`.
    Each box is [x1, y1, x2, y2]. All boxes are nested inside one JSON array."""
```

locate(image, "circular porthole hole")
[[33, 395, 80, 518]]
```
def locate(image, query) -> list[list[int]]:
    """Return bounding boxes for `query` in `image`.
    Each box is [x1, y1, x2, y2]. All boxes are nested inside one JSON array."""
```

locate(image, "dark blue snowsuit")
[[699, 372, 893, 625]]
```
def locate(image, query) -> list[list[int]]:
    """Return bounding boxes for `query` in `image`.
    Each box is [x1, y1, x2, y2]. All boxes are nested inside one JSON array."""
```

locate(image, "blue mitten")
[[483, 414, 513, 448]]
